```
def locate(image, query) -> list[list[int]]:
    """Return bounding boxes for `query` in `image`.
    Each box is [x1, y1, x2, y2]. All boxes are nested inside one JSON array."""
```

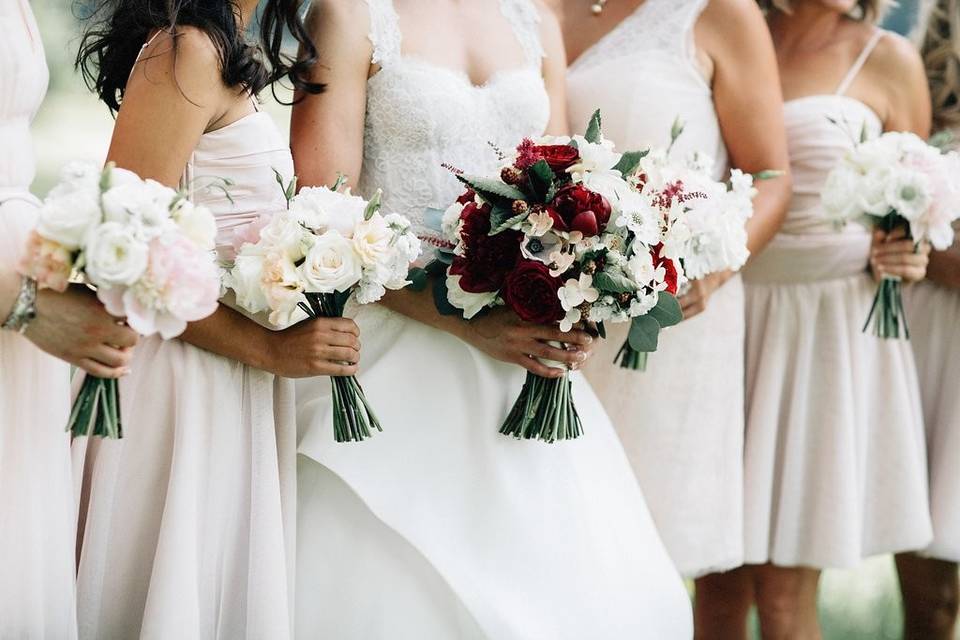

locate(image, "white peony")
[[84, 221, 150, 286], [173, 200, 218, 249], [260, 210, 308, 260], [446, 274, 497, 319], [102, 179, 177, 233], [299, 231, 363, 294], [227, 253, 270, 315], [37, 188, 103, 249], [291, 186, 366, 237]]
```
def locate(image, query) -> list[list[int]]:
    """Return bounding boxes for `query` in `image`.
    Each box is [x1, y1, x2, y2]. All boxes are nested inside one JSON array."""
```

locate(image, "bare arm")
[[679, 0, 792, 318], [108, 29, 358, 377], [927, 243, 960, 290], [537, 1, 570, 136]]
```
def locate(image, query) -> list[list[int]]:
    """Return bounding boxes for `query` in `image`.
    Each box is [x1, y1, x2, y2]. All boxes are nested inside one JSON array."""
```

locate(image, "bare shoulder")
[[866, 29, 931, 134], [306, 0, 371, 41], [532, 0, 564, 47], [869, 30, 925, 79], [128, 26, 226, 104], [701, 0, 766, 33]]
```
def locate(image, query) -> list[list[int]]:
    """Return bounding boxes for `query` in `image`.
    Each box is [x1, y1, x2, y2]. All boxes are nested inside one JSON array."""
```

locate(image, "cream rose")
[[299, 231, 362, 293]]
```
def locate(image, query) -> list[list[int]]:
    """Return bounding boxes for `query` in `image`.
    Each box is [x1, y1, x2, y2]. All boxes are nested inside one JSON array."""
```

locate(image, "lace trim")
[[499, 0, 545, 65], [365, 0, 402, 67], [365, 0, 544, 68], [572, 0, 708, 74]]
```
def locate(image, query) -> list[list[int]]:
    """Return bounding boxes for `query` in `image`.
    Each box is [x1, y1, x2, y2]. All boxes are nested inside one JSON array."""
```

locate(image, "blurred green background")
[[28, 1, 948, 639]]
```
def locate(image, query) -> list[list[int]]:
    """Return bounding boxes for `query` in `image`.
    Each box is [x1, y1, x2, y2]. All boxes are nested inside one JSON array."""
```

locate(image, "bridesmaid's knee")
[[694, 568, 753, 640]]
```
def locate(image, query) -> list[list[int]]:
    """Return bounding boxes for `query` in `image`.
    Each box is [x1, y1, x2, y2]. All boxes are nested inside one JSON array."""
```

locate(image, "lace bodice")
[[0, 0, 48, 193], [566, 0, 727, 180], [358, 0, 551, 248]]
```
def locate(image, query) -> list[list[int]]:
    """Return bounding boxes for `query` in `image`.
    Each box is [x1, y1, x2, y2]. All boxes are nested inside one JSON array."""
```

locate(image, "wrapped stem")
[[68, 375, 122, 439], [299, 292, 382, 443]]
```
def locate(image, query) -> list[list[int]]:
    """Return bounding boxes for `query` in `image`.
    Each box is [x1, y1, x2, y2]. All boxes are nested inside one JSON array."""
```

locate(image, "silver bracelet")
[[2, 275, 38, 334]]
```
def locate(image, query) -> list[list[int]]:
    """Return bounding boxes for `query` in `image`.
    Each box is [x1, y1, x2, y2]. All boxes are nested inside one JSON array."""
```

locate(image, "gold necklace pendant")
[[590, 0, 608, 15]]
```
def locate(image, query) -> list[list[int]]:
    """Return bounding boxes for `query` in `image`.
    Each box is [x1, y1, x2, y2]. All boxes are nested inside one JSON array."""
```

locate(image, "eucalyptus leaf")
[[425, 258, 450, 276], [648, 293, 683, 329], [584, 110, 603, 144], [627, 314, 660, 353], [432, 275, 460, 316], [593, 269, 636, 294], [753, 169, 785, 182], [407, 267, 429, 292]]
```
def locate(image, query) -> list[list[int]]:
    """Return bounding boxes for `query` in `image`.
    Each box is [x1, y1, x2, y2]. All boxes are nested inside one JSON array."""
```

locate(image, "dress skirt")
[[906, 280, 960, 562], [0, 196, 77, 639], [581, 275, 746, 578], [294, 303, 694, 640], [742, 230, 932, 568], [74, 334, 296, 640]]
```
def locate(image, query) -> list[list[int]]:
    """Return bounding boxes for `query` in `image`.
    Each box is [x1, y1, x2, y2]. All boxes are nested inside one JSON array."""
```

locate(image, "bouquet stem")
[[499, 369, 582, 443], [68, 375, 122, 438], [300, 292, 381, 443], [615, 341, 649, 371], [863, 274, 909, 339]]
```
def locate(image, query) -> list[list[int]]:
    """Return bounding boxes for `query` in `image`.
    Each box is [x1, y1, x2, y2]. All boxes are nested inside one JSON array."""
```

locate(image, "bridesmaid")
[[713, 1, 933, 637], [897, 2, 960, 638], [556, 0, 791, 631], [73, 2, 360, 637], [0, 1, 137, 637]]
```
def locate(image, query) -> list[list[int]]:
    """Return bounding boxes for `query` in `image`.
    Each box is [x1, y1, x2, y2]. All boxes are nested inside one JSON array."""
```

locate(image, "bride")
[[290, 0, 693, 638]]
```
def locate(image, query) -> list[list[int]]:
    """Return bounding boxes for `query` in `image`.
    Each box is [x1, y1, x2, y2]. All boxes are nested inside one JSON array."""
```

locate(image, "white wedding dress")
[[293, 1, 693, 638], [0, 2, 78, 637]]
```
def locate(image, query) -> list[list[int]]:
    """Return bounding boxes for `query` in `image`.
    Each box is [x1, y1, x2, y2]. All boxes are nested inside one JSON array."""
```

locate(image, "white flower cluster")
[[227, 185, 422, 326], [634, 149, 757, 282], [822, 131, 960, 250], [28, 162, 220, 338]]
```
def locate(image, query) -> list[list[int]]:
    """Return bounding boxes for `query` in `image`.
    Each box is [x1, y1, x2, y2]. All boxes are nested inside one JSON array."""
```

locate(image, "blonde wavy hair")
[[916, 0, 960, 132], [757, 0, 896, 23]]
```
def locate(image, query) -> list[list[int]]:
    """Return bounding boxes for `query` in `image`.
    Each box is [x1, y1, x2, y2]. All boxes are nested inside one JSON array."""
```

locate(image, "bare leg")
[[896, 553, 960, 640], [751, 563, 822, 640], [694, 567, 754, 640]]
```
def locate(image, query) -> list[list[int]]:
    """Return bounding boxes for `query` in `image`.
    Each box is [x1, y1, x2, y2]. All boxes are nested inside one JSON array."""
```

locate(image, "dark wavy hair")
[[76, 0, 323, 113]]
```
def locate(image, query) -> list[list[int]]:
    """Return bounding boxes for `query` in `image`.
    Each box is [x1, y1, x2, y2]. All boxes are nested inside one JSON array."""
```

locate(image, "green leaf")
[[597, 321, 607, 340], [670, 117, 685, 144], [929, 129, 955, 151], [627, 314, 661, 353], [593, 269, 636, 294], [613, 149, 650, 176], [648, 292, 683, 329], [584, 110, 603, 144], [490, 211, 528, 235], [527, 159, 554, 202], [752, 169, 784, 181], [432, 274, 460, 316], [860, 122, 869, 144], [285, 175, 298, 202], [364, 189, 382, 221], [407, 267, 429, 292], [457, 174, 525, 210]]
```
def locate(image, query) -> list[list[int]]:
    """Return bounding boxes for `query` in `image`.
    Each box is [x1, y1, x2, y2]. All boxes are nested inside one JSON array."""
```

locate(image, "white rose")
[[260, 211, 307, 260], [291, 186, 366, 237], [173, 201, 218, 249], [227, 253, 270, 314], [37, 188, 103, 249], [352, 213, 393, 268], [299, 231, 363, 293], [84, 221, 150, 286], [446, 274, 497, 319], [822, 164, 865, 223], [50, 161, 101, 198]]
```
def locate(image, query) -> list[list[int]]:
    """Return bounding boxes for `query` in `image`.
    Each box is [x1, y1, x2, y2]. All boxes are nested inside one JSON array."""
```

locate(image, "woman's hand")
[[871, 228, 930, 284], [261, 317, 361, 379], [24, 285, 139, 378], [678, 270, 732, 321], [456, 308, 595, 378]]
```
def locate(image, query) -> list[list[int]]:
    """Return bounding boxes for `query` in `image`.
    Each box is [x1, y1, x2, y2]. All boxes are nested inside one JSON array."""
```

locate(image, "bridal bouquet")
[[19, 162, 221, 438], [822, 130, 960, 338], [226, 177, 421, 442], [619, 123, 759, 369], [427, 111, 682, 442]]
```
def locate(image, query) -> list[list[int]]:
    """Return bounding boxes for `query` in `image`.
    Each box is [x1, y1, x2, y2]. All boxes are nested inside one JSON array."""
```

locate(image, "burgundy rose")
[[546, 184, 612, 236], [514, 139, 580, 173], [450, 202, 523, 293], [456, 189, 476, 205], [503, 260, 565, 325], [651, 243, 679, 295]]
